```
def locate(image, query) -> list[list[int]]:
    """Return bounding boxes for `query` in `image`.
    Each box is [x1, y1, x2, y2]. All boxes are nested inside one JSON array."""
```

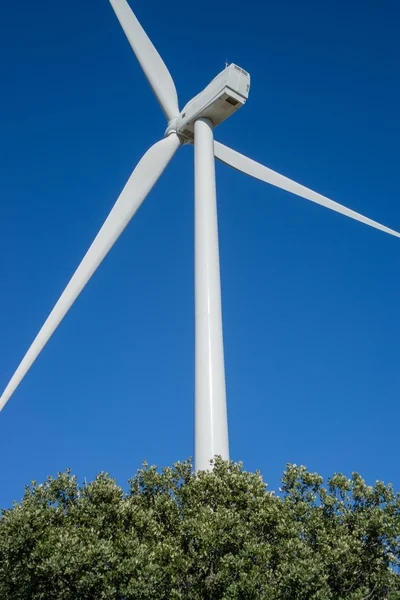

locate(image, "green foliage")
[[1, 458, 400, 599]]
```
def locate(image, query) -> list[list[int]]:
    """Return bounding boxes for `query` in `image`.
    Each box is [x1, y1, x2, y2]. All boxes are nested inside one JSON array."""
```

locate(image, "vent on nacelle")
[[225, 96, 239, 106], [182, 128, 193, 137], [234, 65, 248, 76]]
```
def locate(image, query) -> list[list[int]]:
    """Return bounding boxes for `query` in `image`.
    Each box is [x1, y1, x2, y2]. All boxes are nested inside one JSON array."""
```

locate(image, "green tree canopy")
[[1, 458, 399, 599]]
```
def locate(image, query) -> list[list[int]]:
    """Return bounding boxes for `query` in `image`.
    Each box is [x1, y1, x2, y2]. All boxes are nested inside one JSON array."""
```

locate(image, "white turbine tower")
[[1, 0, 399, 471]]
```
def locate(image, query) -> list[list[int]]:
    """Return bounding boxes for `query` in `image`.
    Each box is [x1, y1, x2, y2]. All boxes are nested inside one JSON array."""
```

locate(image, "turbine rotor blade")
[[214, 141, 400, 239], [109, 0, 179, 122], [0, 134, 180, 411]]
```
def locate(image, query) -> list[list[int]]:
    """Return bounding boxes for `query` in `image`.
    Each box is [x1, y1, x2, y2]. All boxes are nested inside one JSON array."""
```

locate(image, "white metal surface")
[[214, 141, 400, 238], [0, 134, 181, 411], [176, 64, 250, 143], [109, 0, 179, 122], [194, 119, 229, 471]]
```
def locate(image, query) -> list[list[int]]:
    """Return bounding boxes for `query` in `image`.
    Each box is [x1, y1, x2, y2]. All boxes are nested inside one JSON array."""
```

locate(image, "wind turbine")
[[1, 0, 399, 471]]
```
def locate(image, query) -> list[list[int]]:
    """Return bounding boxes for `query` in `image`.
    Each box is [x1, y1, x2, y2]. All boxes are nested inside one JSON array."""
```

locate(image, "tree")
[[0, 458, 399, 599]]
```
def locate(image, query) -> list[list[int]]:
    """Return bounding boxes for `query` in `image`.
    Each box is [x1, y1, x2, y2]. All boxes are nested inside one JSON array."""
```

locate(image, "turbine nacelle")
[[172, 64, 250, 143]]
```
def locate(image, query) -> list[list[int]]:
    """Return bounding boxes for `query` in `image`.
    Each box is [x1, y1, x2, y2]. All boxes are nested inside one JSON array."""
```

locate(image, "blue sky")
[[0, 0, 399, 507]]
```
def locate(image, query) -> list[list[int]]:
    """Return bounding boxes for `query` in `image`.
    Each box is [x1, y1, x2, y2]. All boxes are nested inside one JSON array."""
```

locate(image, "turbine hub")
[[164, 117, 178, 138]]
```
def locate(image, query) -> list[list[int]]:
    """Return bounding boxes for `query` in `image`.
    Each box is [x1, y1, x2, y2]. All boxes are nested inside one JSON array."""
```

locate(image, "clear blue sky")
[[1, 0, 399, 508]]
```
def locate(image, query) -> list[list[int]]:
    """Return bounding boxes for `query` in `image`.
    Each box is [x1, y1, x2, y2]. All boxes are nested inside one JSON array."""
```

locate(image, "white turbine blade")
[[214, 141, 400, 239], [0, 134, 180, 411], [109, 0, 179, 122]]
